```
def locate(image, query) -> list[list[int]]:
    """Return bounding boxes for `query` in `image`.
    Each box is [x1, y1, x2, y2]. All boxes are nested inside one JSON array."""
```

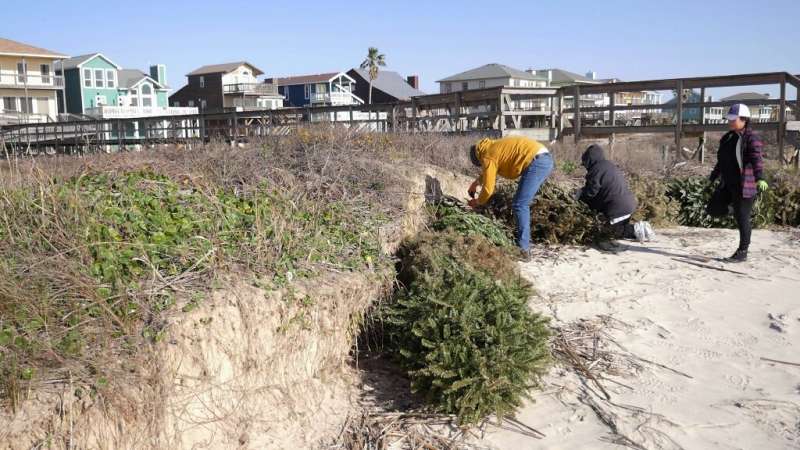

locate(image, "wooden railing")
[[223, 83, 279, 95], [0, 73, 64, 88]]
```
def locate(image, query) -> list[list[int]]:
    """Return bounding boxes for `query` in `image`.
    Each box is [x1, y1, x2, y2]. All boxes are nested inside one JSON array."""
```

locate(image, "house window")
[[3, 97, 17, 111], [83, 68, 92, 87], [94, 69, 105, 88], [443, 83, 451, 93], [17, 62, 27, 83], [479, 80, 486, 89], [142, 97, 152, 107], [141, 84, 152, 95], [187, 100, 195, 107], [94, 95, 107, 106], [106, 69, 116, 88], [200, 100, 206, 109], [199, 76, 205, 88], [461, 82, 468, 91], [40, 64, 51, 84], [304, 84, 310, 99], [20, 98, 33, 113], [174, 101, 180, 107]]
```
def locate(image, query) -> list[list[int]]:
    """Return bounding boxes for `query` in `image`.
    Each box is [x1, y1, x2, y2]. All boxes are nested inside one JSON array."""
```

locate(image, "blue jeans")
[[513, 152, 554, 251]]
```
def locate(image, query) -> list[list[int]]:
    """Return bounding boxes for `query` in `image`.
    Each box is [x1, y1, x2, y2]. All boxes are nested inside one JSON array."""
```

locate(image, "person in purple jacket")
[[708, 103, 769, 262]]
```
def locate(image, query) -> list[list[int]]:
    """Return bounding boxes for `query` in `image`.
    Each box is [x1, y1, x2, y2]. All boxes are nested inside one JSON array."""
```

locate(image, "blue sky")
[[5, 0, 799, 96]]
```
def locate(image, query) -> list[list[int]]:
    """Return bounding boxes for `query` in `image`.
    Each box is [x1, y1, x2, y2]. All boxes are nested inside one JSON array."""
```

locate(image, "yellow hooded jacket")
[[475, 136, 546, 205]]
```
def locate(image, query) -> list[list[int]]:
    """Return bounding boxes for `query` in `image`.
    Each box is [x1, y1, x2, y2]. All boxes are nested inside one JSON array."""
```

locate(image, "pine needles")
[[430, 200, 514, 248], [487, 182, 614, 245], [380, 231, 550, 426]]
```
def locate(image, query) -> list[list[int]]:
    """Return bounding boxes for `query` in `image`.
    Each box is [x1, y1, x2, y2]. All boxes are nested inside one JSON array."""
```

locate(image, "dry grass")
[[0, 127, 481, 414]]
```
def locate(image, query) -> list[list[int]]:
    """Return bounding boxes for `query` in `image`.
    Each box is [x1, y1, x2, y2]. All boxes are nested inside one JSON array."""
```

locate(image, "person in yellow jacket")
[[467, 136, 554, 260]]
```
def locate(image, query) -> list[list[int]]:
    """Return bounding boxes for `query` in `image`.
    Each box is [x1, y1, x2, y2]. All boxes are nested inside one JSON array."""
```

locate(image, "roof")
[[187, 61, 263, 76], [664, 91, 702, 105], [0, 37, 67, 58], [59, 53, 121, 70], [529, 68, 600, 84], [273, 72, 342, 86], [436, 63, 544, 83], [721, 92, 770, 101], [349, 68, 425, 100], [118, 69, 166, 90]]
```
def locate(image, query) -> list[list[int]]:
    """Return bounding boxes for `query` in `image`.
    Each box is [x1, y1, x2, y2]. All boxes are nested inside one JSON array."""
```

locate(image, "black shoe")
[[728, 249, 748, 262], [517, 248, 532, 263]]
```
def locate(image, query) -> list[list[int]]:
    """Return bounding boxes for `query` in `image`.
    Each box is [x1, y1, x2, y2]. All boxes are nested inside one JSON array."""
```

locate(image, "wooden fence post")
[[778, 76, 786, 164], [574, 85, 581, 144], [675, 80, 684, 159]]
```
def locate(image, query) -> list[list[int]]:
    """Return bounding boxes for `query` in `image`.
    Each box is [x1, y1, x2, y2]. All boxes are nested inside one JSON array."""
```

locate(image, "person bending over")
[[467, 136, 554, 261], [577, 144, 654, 242]]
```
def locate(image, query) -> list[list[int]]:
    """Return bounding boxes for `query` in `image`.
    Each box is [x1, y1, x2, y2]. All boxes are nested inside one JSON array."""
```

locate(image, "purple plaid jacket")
[[710, 129, 764, 199]]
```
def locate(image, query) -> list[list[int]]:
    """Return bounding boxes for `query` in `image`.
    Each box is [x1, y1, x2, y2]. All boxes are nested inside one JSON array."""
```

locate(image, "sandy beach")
[[481, 227, 800, 449]]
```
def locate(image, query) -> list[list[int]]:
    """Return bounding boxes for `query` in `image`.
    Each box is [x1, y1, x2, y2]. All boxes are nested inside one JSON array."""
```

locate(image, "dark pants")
[[733, 196, 754, 251], [611, 218, 636, 240], [707, 186, 754, 252]]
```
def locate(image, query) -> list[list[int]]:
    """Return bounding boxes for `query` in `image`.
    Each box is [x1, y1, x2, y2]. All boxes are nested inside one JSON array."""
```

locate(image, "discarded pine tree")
[[381, 231, 550, 425]]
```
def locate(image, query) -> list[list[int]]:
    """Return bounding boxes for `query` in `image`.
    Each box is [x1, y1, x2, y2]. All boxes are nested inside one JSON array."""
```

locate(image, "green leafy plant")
[[0, 168, 390, 402], [560, 160, 578, 176], [381, 232, 551, 425], [667, 177, 738, 228]]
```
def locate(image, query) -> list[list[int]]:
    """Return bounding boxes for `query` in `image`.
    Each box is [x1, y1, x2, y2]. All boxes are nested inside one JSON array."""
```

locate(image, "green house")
[[57, 53, 181, 118]]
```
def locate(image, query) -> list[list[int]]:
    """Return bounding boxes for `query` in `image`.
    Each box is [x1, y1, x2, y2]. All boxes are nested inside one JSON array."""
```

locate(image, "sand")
[[481, 227, 800, 449]]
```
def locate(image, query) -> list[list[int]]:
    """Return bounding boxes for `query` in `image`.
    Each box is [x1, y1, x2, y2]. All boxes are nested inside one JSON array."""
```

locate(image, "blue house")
[[272, 72, 362, 107], [57, 53, 194, 118]]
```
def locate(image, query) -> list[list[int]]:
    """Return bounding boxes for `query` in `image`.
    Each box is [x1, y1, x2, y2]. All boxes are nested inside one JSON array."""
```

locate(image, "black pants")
[[708, 186, 755, 251], [732, 196, 755, 251], [611, 218, 636, 240]]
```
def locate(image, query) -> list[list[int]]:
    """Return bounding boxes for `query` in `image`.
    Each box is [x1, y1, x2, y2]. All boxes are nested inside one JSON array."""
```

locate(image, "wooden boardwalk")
[[2, 71, 798, 166]]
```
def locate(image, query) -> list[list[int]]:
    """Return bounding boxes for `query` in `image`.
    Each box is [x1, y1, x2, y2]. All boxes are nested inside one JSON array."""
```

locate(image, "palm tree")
[[360, 47, 386, 105]]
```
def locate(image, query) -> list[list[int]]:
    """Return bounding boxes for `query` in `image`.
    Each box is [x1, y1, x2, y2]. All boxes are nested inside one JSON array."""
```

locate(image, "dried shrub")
[[759, 170, 800, 226], [487, 182, 614, 245], [382, 231, 550, 425], [628, 174, 679, 227]]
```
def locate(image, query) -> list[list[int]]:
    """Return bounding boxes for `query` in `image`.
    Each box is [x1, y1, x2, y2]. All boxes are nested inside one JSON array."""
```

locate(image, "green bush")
[[430, 201, 514, 248], [487, 182, 614, 245], [382, 232, 551, 425], [667, 177, 735, 228]]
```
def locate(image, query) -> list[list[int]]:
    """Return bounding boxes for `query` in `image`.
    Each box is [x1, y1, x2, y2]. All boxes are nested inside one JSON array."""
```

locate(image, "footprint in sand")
[[724, 373, 752, 391]]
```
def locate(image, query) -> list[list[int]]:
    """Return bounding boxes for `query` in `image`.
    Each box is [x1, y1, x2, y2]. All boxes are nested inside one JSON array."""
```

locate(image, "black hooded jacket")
[[579, 145, 638, 220]]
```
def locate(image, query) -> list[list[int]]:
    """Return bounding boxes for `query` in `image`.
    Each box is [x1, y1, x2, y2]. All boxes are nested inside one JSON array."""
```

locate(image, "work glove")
[[757, 180, 769, 192]]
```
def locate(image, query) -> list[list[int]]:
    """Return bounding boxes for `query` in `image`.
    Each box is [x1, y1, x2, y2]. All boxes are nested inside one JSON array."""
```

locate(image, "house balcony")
[[0, 73, 64, 89], [223, 83, 280, 96], [0, 111, 50, 125], [309, 91, 362, 106], [84, 105, 199, 119]]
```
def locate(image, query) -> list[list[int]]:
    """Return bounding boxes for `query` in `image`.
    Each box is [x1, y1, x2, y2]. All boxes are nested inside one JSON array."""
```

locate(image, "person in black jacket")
[[577, 144, 653, 241], [707, 103, 768, 262]]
